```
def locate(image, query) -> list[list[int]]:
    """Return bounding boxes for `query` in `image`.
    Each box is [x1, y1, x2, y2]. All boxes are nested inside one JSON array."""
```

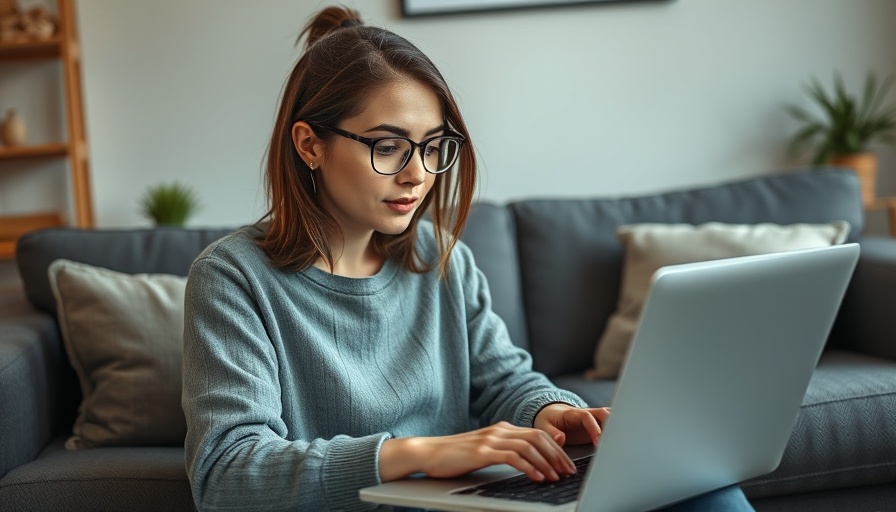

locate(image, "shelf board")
[[0, 211, 65, 259], [0, 143, 68, 160], [0, 36, 62, 60], [0, 240, 14, 259]]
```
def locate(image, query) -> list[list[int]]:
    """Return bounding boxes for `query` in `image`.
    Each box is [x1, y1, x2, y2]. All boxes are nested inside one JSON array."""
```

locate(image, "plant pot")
[[828, 152, 877, 206]]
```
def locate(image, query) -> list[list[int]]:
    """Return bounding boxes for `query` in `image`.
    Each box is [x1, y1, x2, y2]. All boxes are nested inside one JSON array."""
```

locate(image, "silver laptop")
[[361, 243, 860, 512]]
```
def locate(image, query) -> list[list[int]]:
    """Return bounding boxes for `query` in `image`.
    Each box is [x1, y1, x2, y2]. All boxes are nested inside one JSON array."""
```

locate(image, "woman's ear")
[[291, 121, 324, 165]]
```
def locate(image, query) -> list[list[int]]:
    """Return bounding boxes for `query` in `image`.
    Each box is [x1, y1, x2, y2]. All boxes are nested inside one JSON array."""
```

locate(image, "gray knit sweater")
[[182, 222, 586, 511]]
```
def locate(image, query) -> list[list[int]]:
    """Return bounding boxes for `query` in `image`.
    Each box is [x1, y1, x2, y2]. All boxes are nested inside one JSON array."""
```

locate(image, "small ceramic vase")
[[1, 109, 27, 146]]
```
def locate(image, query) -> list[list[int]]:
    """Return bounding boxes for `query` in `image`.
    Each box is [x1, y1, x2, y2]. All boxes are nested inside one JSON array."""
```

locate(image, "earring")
[[309, 169, 317, 195]]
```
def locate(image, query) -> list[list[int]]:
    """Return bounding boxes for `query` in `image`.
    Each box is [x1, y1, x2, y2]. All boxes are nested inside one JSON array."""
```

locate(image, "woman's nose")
[[397, 150, 427, 185]]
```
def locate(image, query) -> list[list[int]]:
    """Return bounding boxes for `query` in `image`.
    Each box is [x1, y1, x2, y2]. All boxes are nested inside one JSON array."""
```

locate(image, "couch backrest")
[[460, 203, 530, 352], [17, 227, 235, 315], [17, 169, 863, 379], [468, 168, 863, 378]]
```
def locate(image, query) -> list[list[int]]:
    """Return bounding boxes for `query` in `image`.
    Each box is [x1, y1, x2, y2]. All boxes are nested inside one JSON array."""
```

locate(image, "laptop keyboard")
[[452, 456, 592, 505]]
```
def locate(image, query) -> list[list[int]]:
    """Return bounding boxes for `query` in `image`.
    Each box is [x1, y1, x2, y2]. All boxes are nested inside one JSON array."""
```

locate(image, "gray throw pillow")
[[48, 259, 187, 449], [586, 221, 850, 380]]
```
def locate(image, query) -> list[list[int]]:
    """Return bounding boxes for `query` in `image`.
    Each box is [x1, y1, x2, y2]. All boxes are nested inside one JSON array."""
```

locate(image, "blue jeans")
[[657, 485, 754, 511]]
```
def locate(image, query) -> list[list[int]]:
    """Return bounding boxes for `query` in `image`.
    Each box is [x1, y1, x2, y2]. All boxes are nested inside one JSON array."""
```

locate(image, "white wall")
[[6, 0, 896, 232]]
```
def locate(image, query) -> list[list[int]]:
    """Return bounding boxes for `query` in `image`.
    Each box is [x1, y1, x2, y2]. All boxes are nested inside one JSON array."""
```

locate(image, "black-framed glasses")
[[311, 124, 465, 175]]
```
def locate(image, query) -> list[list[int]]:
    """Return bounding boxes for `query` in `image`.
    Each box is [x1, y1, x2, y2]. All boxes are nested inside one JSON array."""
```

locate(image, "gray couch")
[[2, 168, 895, 511]]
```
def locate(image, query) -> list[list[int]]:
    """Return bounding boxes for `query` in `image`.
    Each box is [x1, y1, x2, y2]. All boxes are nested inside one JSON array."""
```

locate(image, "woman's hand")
[[533, 403, 611, 447], [379, 422, 577, 483]]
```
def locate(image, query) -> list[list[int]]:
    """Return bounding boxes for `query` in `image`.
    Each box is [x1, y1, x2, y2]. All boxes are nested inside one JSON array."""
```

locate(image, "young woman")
[[182, 6, 754, 511]]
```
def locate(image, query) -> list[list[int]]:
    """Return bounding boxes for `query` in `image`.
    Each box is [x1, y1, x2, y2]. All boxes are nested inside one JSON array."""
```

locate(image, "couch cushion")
[[510, 168, 863, 378], [48, 260, 187, 449], [749, 482, 896, 512], [0, 435, 193, 512], [742, 350, 896, 498], [16, 227, 234, 315], [589, 221, 850, 379]]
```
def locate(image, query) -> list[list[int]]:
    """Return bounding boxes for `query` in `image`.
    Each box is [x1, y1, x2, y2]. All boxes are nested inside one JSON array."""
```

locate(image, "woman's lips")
[[385, 197, 417, 214]]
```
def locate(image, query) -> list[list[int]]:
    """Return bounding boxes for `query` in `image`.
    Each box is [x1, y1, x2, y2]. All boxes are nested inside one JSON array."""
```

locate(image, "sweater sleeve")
[[182, 253, 387, 512], [457, 244, 587, 427]]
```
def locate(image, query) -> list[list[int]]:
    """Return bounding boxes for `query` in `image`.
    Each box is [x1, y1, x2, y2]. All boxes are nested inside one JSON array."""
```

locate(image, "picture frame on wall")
[[402, 0, 669, 17]]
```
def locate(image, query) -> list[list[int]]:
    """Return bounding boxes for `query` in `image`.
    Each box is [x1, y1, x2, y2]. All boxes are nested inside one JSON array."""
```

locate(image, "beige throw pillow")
[[586, 221, 850, 380], [48, 259, 188, 449]]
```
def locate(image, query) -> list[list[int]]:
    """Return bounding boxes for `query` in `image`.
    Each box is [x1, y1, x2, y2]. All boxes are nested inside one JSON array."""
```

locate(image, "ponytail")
[[297, 6, 363, 51]]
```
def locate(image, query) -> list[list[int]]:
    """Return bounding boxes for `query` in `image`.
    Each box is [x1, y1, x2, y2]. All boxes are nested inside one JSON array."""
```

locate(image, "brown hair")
[[257, 6, 476, 276]]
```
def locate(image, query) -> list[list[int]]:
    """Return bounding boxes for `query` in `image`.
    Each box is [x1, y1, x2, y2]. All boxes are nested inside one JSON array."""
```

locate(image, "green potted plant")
[[786, 70, 896, 206], [139, 181, 201, 226]]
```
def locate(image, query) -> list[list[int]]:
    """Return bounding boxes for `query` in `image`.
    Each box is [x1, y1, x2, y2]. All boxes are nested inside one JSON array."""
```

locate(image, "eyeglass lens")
[[373, 137, 461, 174]]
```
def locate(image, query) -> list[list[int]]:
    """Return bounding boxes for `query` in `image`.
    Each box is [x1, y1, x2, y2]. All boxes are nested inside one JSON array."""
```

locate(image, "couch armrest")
[[0, 287, 69, 479], [831, 236, 896, 361]]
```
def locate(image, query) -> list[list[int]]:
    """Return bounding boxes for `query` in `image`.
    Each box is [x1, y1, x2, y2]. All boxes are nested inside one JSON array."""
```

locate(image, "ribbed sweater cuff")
[[516, 391, 589, 427], [321, 432, 391, 511]]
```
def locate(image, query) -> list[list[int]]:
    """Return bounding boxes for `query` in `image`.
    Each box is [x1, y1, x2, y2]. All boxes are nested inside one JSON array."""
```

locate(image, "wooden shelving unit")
[[0, 0, 93, 259]]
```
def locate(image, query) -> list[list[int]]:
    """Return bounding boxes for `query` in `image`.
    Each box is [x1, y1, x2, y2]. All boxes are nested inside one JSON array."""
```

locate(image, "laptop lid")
[[579, 242, 859, 511], [361, 243, 860, 512]]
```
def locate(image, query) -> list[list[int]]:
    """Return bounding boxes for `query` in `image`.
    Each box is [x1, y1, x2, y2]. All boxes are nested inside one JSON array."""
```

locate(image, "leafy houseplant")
[[786, 71, 896, 205], [139, 182, 200, 226]]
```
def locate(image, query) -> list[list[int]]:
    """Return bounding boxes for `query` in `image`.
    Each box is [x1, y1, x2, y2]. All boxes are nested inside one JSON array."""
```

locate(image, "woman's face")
[[316, 79, 444, 243]]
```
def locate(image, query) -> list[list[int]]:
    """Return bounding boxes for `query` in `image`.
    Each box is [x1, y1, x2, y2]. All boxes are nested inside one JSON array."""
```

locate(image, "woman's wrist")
[[378, 437, 426, 482]]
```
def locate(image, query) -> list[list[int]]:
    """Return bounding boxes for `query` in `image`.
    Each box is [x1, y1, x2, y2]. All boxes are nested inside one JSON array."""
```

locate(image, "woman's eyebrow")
[[364, 123, 447, 138]]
